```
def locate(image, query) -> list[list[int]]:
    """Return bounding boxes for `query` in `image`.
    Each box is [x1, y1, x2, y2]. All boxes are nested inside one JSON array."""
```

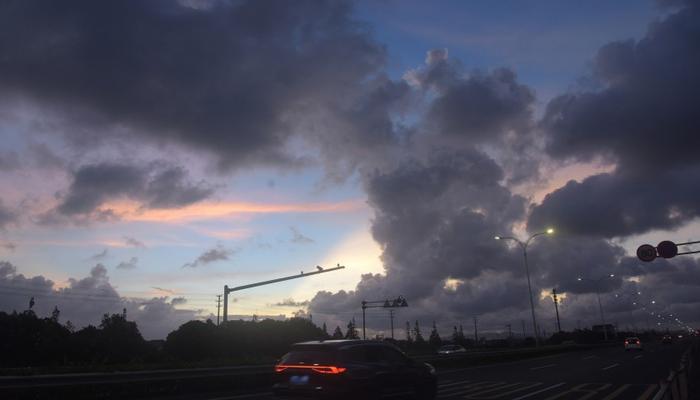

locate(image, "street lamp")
[[495, 228, 554, 347], [576, 274, 616, 341]]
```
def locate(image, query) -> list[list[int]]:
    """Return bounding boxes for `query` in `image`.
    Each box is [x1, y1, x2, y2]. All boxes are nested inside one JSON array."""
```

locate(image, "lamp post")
[[576, 274, 615, 341], [495, 228, 554, 347]]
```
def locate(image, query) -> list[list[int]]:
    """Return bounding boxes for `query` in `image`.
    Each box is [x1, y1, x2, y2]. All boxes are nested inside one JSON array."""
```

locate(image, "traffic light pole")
[[361, 296, 408, 339], [222, 265, 345, 322]]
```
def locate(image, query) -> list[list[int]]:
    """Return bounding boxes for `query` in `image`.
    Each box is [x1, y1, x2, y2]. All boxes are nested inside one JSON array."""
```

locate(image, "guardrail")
[[653, 340, 698, 400]]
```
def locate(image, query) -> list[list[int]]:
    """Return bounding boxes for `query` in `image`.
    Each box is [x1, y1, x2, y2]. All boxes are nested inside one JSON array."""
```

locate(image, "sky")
[[0, 0, 699, 340]]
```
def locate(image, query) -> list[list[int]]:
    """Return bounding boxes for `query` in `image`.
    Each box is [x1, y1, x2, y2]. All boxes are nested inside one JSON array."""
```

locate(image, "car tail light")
[[274, 364, 346, 374], [624, 340, 628, 344]]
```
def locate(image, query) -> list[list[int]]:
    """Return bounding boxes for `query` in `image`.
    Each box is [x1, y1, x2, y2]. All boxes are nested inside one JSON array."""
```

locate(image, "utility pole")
[[521, 320, 526, 338], [389, 309, 395, 339], [223, 264, 345, 322], [473, 316, 478, 344], [506, 324, 512, 339], [216, 295, 222, 326], [552, 288, 562, 333]]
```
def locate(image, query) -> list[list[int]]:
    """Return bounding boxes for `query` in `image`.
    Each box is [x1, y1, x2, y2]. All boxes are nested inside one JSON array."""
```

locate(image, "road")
[[180, 340, 689, 400]]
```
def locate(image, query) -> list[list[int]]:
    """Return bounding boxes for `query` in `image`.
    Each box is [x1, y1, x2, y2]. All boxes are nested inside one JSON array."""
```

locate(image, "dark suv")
[[272, 340, 437, 399]]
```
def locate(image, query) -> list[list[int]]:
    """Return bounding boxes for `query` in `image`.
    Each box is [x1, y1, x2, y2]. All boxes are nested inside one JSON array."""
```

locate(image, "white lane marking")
[[582, 355, 596, 360], [636, 384, 658, 400], [463, 382, 526, 397], [529, 363, 557, 370], [601, 384, 631, 400], [482, 382, 543, 398], [439, 381, 502, 395], [602, 363, 620, 370], [510, 382, 566, 400], [634, 355, 643, 359], [439, 379, 472, 389]]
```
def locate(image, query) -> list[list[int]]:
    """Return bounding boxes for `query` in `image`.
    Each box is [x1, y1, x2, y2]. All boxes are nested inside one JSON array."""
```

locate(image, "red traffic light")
[[657, 240, 678, 259], [637, 244, 657, 262]]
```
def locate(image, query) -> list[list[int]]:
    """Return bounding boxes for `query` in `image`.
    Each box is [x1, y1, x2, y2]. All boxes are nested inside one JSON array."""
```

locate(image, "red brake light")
[[274, 364, 346, 374]]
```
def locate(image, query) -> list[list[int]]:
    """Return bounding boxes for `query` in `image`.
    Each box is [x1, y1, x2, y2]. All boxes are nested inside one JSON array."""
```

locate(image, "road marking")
[[440, 379, 472, 388], [634, 355, 643, 359], [636, 384, 658, 400], [510, 382, 566, 400], [478, 382, 543, 398], [463, 382, 524, 398], [602, 363, 620, 370], [440, 381, 498, 395], [529, 363, 556, 370], [582, 355, 597, 360], [543, 383, 612, 400], [601, 384, 630, 400]]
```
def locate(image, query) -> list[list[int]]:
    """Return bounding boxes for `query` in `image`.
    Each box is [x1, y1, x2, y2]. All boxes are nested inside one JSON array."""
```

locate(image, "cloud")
[[115, 257, 138, 270], [273, 298, 310, 308], [182, 245, 234, 268], [171, 297, 187, 306], [89, 248, 109, 261], [0, 200, 18, 229], [0, 0, 386, 170], [290, 227, 314, 244], [533, 1, 700, 237], [0, 151, 20, 171], [123, 236, 146, 248], [44, 162, 214, 223], [0, 241, 16, 251], [0, 262, 202, 339]]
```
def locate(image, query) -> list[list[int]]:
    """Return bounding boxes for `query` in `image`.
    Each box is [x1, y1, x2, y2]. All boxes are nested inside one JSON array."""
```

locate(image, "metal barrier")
[[653, 341, 698, 400]]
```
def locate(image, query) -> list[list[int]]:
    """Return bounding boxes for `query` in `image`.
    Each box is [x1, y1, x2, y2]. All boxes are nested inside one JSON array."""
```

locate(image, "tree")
[[345, 319, 359, 339], [332, 325, 344, 339], [429, 321, 442, 347], [413, 320, 425, 343], [50, 306, 60, 323], [322, 322, 328, 337]]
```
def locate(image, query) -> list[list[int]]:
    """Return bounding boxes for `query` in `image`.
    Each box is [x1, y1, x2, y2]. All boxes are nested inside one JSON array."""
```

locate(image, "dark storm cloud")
[[52, 162, 213, 220], [0, 262, 201, 339], [115, 257, 138, 270], [182, 245, 234, 268], [0, 0, 386, 170], [533, 2, 700, 237], [310, 148, 532, 326], [170, 297, 187, 306]]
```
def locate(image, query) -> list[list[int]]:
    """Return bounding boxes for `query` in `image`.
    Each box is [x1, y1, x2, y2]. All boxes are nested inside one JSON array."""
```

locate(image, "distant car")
[[273, 340, 437, 399], [624, 337, 643, 350], [437, 344, 467, 355], [662, 335, 673, 344]]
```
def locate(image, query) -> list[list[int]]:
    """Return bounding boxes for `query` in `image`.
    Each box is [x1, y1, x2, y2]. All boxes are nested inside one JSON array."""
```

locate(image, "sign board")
[[636, 244, 657, 262]]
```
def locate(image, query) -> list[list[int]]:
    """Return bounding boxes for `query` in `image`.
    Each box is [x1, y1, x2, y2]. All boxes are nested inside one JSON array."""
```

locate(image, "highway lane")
[[187, 340, 690, 400]]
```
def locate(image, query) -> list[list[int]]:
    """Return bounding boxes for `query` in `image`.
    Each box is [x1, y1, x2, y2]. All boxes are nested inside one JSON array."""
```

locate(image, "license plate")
[[289, 375, 310, 385]]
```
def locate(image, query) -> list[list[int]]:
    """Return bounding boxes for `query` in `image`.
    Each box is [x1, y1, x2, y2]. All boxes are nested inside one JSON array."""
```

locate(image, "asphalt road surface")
[[167, 340, 691, 400]]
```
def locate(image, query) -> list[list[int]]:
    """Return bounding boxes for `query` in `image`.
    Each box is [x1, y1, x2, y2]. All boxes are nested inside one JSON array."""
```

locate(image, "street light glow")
[[546, 228, 554, 234], [494, 236, 501, 240], [609, 274, 615, 277]]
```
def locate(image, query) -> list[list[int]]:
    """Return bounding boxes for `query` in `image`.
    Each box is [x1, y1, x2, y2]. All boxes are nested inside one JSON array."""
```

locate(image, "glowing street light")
[[494, 228, 554, 347]]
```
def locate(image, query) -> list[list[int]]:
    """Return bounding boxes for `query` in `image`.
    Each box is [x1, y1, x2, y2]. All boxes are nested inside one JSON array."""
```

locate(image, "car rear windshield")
[[280, 346, 337, 365]]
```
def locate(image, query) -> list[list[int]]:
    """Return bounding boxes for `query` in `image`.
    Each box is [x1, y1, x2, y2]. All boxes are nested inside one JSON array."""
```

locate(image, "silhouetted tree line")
[[0, 308, 330, 368], [0, 309, 150, 367]]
